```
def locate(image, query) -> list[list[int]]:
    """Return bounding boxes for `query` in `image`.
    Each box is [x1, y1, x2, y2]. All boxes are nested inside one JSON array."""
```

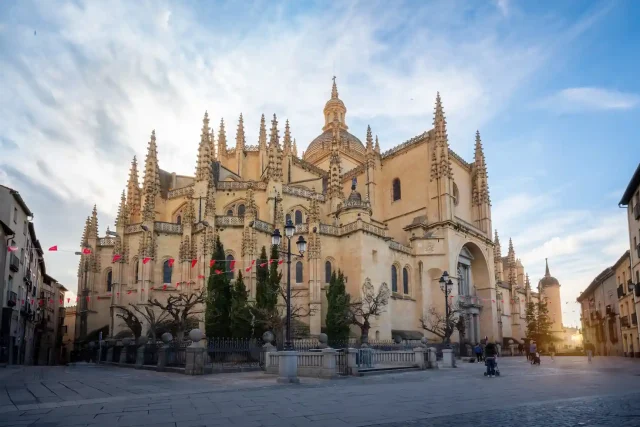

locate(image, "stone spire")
[[258, 114, 267, 150], [494, 230, 501, 259], [266, 114, 283, 182], [322, 76, 348, 131], [126, 156, 141, 222], [507, 238, 517, 287], [209, 128, 215, 161], [374, 135, 380, 154], [204, 182, 216, 219], [507, 238, 515, 263], [235, 113, 246, 152], [430, 92, 453, 180], [327, 120, 343, 203], [331, 76, 339, 99], [525, 273, 531, 289], [308, 188, 320, 223], [473, 130, 490, 205], [365, 125, 373, 151], [141, 130, 160, 222], [89, 205, 99, 240], [217, 118, 227, 158], [115, 190, 128, 227], [292, 139, 298, 157], [283, 119, 292, 153], [195, 111, 211, 181], [545, 258, 551, 277]]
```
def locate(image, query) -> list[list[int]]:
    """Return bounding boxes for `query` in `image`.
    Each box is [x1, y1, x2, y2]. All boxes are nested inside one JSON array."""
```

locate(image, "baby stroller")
[[531, 352, 541, 365], [483, 357, 500, 377]]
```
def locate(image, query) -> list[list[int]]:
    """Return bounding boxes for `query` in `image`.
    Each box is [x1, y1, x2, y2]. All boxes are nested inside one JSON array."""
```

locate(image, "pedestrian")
[[485, 341, 498, 377], [549, 342, 556, 361], [529, 340, 537, 364], [474, 343, 483, 362], [585, 341, 594, 363]]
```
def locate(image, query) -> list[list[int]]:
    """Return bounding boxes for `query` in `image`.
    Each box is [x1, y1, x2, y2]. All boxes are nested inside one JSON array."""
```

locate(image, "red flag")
[[127, 290, 132, 294], [82, 248, 91, 254], [191, 259, 197, 268], [269, 259, 275, 264], [168, 258, 175, 267], [251, 260, 256, 265], [112, 254, 121, 263], [198, 275, 205, 279], [492, 299, 496, 303], [39, 300, 43, 306], [278, 259, 284, 265], [48, 245, 58, 251], [49, 298, 53, 303], [141, 288, 144, 291], [245, 266, 251, 272], [59, 299, 63, 304], [21, 299, 24, 304], [259, 262, 267, 267], [176, 282, 180, 287], [215, 269, 222, 275], [209, 259, 215, 267], [143, 257, 151, 264], [163, 284, 167, 291], [8, 246, 18, 252], [85, 296, 90, 301], [67, 298, 70, 303], [116, 292, 119, 297], [229, 260, 236, 270], [75, 296, 79, 302]]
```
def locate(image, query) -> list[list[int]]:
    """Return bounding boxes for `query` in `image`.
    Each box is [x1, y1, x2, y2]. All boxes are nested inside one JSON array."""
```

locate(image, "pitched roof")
[[619, 163, 640, 206]]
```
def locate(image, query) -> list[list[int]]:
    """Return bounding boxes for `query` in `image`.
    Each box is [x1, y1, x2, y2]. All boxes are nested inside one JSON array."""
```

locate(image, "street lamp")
[[271, 219, 307, 350], [439, 271, 454, 347]]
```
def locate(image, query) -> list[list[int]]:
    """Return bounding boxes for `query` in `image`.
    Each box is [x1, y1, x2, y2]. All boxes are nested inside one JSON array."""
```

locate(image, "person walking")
[[549, 342, 556, 361], [474, 343, 483, 362], [485, 341, 498, 377], [529, 341, 537, 364], [584, 341, 594, 363]]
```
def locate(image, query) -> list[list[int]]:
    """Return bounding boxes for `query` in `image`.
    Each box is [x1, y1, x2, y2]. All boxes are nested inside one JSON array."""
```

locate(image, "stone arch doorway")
[[455, 242, 491, 347]]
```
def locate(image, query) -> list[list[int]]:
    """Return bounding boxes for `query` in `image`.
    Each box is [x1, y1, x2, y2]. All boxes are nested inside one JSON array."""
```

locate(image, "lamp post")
[[271, 219, 307, 350], [105, 231, 119, 339], [439, 271, 454, 347]]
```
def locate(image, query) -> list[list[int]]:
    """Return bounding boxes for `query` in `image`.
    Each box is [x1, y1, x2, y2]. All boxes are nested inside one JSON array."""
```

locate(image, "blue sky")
[[1, 0, 638, 326]]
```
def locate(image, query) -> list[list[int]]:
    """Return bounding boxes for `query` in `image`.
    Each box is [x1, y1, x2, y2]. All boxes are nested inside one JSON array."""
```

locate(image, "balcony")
[[621, 315, 630, 328], [457, 295, 483, 308], [633, 313, 638, 326], [618, 284, 625, 299], [9, 253, 19, 272], [6, 291, 17, 307]]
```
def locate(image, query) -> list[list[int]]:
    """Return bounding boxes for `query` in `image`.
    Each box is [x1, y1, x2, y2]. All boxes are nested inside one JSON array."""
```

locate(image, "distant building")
[[61, 306, 76, 364]]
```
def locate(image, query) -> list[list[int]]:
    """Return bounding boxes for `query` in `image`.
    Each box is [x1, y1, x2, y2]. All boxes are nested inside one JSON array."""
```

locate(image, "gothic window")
[[286, 213, 291, 223], [106, 269, 112, 292], [325, 261, 332, 283], [237, 204, 245, 217], [403, 267, 409, 295], [294, 210, 303, 225], [226, 209, 233, 216], [163, 260, 173, 284], [391, 265, 398, 293], [226, 254, 235, 279], [176, 215, 181, 225], [295, 261, 303, 283], [134, 259, 139, 284], [392, 178, 401, 201]]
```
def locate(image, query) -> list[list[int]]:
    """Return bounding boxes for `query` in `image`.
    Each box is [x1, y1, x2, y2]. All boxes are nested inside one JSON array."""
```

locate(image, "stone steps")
[[356, 366, 422, 376]]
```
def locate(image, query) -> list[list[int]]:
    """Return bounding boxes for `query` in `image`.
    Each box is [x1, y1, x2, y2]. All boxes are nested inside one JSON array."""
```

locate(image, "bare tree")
[[129, 304, 171, 343], [148, 289, 206, 341], [115, 306, 143, 339], [419, 301, 466, 344], [349, 279, 391, 344]]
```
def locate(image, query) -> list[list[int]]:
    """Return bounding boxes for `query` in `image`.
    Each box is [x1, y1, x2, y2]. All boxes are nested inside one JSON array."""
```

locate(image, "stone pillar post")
[[427, 347, 438, 369], [441, 348, 455, 368], [277, 351, 300, 384], [261, 331, 276, 372], [321, 348, 337, 378], [413, 347, 426, 370], [157, 332, 172, 372], [106, 339, 114, 363], [347, 348, 360, 376], [135, 336, 148, 369], [119, 338, 130, 364], [185, 329, 206, 375]]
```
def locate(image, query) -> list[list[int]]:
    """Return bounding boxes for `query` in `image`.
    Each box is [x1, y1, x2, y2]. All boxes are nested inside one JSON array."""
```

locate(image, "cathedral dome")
[[539, 258, 560, 287], [304, 128, 366, 160]]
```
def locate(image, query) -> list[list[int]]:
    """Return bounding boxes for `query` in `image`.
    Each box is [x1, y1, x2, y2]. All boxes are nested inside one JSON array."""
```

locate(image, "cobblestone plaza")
[[2, 356, 640, 426]]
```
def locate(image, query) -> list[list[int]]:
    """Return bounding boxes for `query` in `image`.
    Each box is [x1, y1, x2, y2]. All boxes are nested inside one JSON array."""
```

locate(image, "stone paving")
[[1, 356, 639, 426]]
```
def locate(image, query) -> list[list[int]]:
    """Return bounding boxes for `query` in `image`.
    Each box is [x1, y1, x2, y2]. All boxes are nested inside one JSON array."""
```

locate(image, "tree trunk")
[[360, 321, 370, 346]]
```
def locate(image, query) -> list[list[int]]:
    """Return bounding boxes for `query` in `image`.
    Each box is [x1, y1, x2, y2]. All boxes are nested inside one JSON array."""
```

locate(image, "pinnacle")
[[331, 76, 339, 99], [366, 125, 373, 149]]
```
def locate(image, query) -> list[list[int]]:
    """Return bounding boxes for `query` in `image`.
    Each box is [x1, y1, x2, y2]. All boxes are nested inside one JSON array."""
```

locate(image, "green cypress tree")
[[205, 236, 232, 337], [267, 245, 283, 343], [230, 271, 252, 338], [536, 298, 553, 346], [525, 301, 537, 341], [326, 270, 350, 346], [253, 246, 270, 338]]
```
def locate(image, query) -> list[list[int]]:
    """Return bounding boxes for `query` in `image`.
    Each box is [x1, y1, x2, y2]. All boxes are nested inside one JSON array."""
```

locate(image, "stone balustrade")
[[167, 185, 194, 199], [215, 215, 244, 227], [154, 221, 183, 234], [282, 184, 325, 201], [98, 237, 116, 247], [389, 240, 412, 254]]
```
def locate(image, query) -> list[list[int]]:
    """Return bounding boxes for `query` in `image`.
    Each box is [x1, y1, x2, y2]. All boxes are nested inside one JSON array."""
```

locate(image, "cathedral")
[[75, 78, 562, 347]]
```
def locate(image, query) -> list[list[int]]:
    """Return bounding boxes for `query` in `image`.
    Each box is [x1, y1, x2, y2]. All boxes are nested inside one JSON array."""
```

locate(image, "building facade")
[[619, 163, 640, 343], [61, 306, 76, 364], [76, 79, 561, 347], [578, 265, 624, 357], [614, 250, 637, 357]]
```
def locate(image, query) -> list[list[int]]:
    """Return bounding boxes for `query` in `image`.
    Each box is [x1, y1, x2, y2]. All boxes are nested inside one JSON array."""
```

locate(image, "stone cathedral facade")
[[75, 79, 562, 346]]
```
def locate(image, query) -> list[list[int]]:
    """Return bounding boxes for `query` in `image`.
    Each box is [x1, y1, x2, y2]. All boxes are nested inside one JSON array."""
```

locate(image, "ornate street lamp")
[[439, 271, 454, 347], [271, 219, 307, 350]]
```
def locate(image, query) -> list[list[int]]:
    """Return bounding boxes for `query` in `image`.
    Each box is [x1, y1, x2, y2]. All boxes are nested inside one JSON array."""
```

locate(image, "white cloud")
[[495, 0, 510, 17], [537, 87, 640, 113], [0, 0, 613, 299]]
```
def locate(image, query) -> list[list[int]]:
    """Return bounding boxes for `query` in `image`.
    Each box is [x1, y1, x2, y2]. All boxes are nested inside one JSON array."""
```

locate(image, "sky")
[[1, 0, 639, 326]]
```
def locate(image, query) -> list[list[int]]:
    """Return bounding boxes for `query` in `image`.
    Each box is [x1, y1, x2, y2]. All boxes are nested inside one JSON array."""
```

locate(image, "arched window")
[[391, 265, 398, 292], [325, 261, 332, 283], [285, 213, 291, 223], [403, 267, 409, 294], [134, 260, 139, 284], [226, 209, 233, 216], [237, 204, 245, 217], [294, 210, 303, 225], [226, 254, 235, 279], [163, 260, 173, 284], [106, 269, 112, 292], [176, 215, 181, 225], [392, 178, 401, 201], [295, 261, 303, 283]]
